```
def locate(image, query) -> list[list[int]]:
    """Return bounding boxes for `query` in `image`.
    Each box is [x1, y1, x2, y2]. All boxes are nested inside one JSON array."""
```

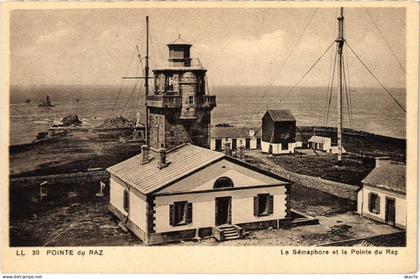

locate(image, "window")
[[254, 194, 273, 217], [214, 176, 234, 189], [170, 201, 192, 226], [369, 193, 380, 214], [281, 142, 288, 150], [256, 138, 261, 149], [188, 96, 194, 104], [123, 189, 129, 213], [166, 75, 174, 91]]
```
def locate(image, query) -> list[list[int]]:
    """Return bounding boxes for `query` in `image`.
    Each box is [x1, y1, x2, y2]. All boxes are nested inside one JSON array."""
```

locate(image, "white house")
[[107, 143, 292, 245], [308, 136, 347, 154], [308, 135, 332, 152], [210, 127, 261, 151], [357, 158, 406, 229]]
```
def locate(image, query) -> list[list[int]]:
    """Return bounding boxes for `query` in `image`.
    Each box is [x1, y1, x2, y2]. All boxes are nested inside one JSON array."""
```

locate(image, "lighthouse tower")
[[146, 35, 216, 149]]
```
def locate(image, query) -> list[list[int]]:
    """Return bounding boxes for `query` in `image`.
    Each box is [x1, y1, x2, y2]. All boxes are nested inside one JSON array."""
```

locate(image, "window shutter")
[[375, 196, 380, 213], [267, 195, 274, 215], [169, 204, 175, 226], [123, 190, 129, 213], [186, 202, 193, 224], [254, 196, 259, 216]]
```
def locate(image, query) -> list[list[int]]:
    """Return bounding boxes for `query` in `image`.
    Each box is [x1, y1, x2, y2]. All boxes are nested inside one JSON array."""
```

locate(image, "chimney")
[[238, 145, 245, 160], [375, 156, 391, 168], [141, 145, 149, 164], [224, 142, 231, 156], [158, 148, 168, 169]]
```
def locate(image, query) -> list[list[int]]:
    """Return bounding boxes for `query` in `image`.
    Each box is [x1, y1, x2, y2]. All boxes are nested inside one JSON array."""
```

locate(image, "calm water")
[[9, 85, 406, 145]]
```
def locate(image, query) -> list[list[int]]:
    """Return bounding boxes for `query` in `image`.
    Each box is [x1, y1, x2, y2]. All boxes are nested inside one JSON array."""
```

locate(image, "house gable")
[[154, 158, 288, 195]]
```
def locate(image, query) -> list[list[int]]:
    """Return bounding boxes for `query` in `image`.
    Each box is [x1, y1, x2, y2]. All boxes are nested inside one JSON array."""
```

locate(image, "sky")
[[10, 7, 406, 88]]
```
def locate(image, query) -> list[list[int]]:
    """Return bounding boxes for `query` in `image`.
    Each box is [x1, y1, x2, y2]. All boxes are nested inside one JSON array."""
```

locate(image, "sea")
[[9, 85, 406, 146]]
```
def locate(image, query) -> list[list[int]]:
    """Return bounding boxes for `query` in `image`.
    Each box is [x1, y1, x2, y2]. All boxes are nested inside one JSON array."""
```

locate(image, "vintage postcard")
[[1, 1, 418, 274]]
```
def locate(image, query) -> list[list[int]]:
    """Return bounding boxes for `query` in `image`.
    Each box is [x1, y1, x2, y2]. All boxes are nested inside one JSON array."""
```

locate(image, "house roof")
[[308, 135, 331, 143], [362, 162, 406, 194], [107, 144, 224, 195], [107, 143, 290, 195], [266, 110, 296, 122], [167, 35, 192, 46], [211, 127, 261, 139]]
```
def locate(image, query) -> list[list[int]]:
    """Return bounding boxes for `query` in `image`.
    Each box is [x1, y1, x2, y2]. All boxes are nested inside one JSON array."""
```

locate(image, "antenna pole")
[[145, 16, 150, 145], [335, 7, 344, 165]]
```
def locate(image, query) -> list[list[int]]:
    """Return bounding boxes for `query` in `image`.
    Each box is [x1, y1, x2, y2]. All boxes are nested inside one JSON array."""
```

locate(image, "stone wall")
[[10, 170, 109, 189], [249, 161, 360, 201]]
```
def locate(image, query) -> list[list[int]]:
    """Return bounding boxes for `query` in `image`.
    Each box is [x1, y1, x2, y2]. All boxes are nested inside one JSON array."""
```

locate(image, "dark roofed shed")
[[262, 110, 296, 143]]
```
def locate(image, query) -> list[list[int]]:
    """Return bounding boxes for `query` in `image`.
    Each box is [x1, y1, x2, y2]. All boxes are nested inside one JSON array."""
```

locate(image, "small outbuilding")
[[308, 135, 346, 154], [261, 110, 300, 155], [308, 135, 332, 152], [107, 143, 292, 245], [210, 127, 262, 151], [357, 157, 406, 229]]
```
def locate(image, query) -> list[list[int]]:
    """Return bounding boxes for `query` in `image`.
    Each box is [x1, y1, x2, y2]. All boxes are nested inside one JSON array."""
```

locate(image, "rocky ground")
[[10, 197, 142, 247], [9, 131, 141, 177]]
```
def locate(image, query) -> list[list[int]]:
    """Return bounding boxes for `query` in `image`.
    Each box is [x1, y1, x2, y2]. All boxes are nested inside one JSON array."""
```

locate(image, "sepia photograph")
[[1, 1, 418, 274]]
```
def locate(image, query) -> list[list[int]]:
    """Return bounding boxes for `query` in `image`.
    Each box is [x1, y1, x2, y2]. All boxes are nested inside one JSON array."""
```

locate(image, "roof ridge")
[[167, 143, 189, 154]]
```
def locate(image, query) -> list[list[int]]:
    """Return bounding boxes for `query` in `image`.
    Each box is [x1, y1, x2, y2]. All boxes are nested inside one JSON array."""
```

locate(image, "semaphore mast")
[[335, 7, 345, 165], [144, 16, 150, 145], [122, 16, 152, 145]]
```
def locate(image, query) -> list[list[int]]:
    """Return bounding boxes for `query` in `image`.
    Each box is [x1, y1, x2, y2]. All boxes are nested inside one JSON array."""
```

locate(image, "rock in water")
[[96, 116, 135, 129], [61, 114, 82, 126]]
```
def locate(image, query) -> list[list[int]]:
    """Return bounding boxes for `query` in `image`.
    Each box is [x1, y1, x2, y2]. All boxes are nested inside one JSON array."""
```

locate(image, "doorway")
[[232, 139, 237, 150], [245, 139, 251, 149], [385, 198, 396, 226], [256, 138, 261, 149], [215, 139, 222, 151], [268, 144, 273, 155], [215, 197, 232, 226]]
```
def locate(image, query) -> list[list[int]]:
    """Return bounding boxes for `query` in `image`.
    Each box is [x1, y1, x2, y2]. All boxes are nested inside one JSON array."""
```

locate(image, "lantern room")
[[167, 35, 192, 67]]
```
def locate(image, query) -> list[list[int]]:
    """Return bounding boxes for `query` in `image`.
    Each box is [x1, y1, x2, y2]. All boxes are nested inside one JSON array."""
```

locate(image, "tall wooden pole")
[[145, 16, 150, 145], [336, 7, 344, 165]]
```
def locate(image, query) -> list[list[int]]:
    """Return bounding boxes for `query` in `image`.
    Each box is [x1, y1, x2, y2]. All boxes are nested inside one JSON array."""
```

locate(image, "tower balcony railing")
[[190, 58, 203, 67], [166, 58, 204, 68], [198, 95, 216, 108], [147, 94, 216, 109], [146, 95, 182, 108]]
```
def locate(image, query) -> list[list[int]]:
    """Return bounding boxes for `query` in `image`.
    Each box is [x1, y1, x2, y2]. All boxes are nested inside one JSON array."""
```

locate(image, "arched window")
[[213, 176, 234, 189]]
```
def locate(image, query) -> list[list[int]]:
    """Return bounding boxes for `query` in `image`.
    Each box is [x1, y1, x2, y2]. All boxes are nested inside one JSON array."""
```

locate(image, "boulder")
[[96, 116, 135, 129], [61, 114, 82, 126]]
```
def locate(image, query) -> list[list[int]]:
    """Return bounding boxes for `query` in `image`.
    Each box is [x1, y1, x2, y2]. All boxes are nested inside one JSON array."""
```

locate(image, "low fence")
[[10, 170, 109, 189], [251, 160, 360, 201]]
